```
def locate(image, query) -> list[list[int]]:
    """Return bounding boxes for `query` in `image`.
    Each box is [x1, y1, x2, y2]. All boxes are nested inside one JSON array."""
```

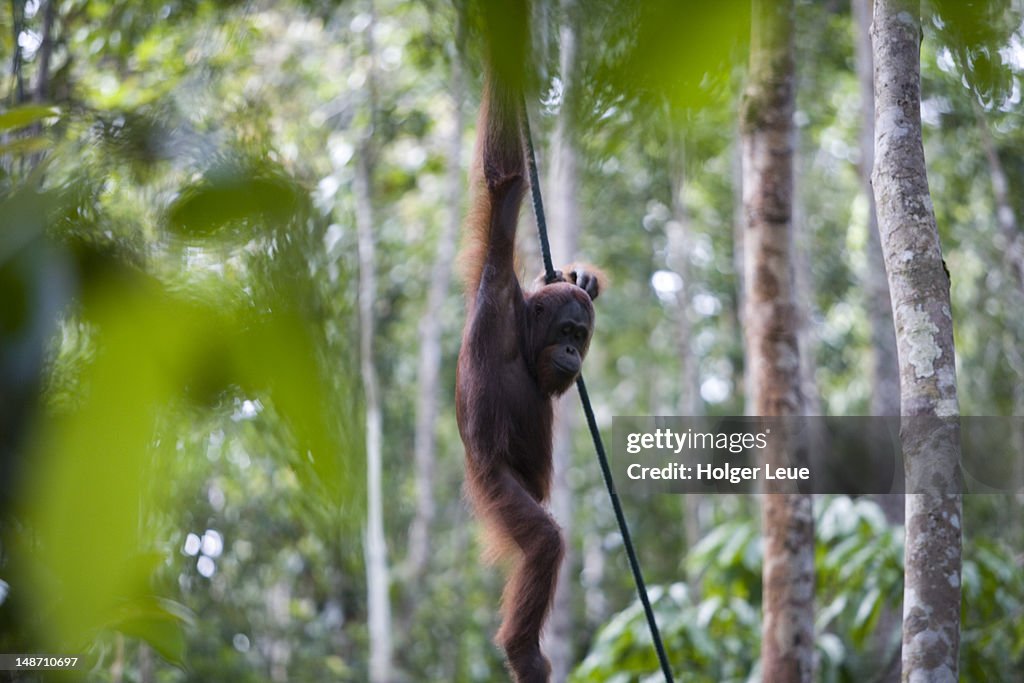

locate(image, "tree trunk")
[[34, 0, 56, 103], [856, 1, 904, 677], [356, 149, 394, 683], [138, 643, 153, 683], [792, 130, 822, 417], [975, 105, 1024, 546], [871, 2, 963, 681], [732, 137, 750, 414], [546, 409, 574, 682], [9, 0, 25, 105], [666, 137, 701, 418], [355, 5, 393, 681], [111, 633, 124, 683], [855, 0, 902, 422], [665, 135, 706, 555], [542, 3, 579, 676], [741, 1, 814, 681], [974, 106, 1024, 293], [407, 28, 465, 583]]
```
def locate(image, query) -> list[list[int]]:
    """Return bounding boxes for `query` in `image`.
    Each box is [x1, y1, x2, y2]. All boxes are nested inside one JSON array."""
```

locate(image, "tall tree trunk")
[[792, 130, 822, 417], [355, 5, 393, 681], [666, 136, 701, 418], [111, 634, 124, 683], [665, 135, 705, 553], [9, 0, 25, 105], [733, 136, 751, 415], [407, 26, 465, 583], [741, 2, 814, 681], [546, 412, 575, 682], [856, 1, 905, 678], [356, 148, 393, 683], [138, 643, 153, 683], [858, 0, 908, 557], [855, 0, 902, 421], [974, 92, 1024, 584], [871, 3, 963, 681], [34, 0, 56, 103], [542, 3, 579, 676], [974, 106, 1024, 293]]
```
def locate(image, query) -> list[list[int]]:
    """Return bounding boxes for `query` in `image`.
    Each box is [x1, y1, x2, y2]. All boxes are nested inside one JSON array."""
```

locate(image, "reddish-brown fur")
[[455, 66, 604, 682]]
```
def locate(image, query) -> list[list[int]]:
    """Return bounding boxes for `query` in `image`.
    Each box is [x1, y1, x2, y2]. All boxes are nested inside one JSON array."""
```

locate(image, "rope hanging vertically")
[[520, 97, 676, 683], [521, 96, 558, 285]]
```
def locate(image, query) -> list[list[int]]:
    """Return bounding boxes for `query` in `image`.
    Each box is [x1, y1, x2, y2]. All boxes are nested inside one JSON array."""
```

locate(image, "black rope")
[[521, 99, 676, 683], [521, 96, 558, 284]]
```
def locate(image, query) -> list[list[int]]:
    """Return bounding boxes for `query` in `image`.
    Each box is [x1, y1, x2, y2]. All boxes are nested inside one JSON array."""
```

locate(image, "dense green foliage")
[[576, 497, 1023, 681]]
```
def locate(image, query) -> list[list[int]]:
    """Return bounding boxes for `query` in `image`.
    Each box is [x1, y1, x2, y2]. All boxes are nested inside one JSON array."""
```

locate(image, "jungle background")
[[1, 0, 1023, 681]]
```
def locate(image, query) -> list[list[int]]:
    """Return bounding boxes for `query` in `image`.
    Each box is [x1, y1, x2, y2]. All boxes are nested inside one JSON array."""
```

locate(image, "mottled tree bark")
[[355, 4, 393, 680], [856, 3, 905, 675], [741, 1, 814, 681], [407, 27, 465, 583], [855, 0, 902, 421], [871, 2, 963, 681]]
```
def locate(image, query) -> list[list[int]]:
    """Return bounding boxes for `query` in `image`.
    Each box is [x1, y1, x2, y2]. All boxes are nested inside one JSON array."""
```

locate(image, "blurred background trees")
[[1, 0, 1022, 681]]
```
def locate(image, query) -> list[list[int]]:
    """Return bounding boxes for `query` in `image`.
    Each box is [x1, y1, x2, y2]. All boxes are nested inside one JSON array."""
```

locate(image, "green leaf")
[[166, 169, 302, 238], [0, 136, 53, 156], [0, 104, 61, 132], [107, 596, 195, 668], [815, 595, 848, 631], [851, 587, 883, 645], [114, 617, 188, 668], [817, 633, 845, 667], [836, 544, 876, 583], [696, 595, 722, 628], [22, 273, 357, 654]]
